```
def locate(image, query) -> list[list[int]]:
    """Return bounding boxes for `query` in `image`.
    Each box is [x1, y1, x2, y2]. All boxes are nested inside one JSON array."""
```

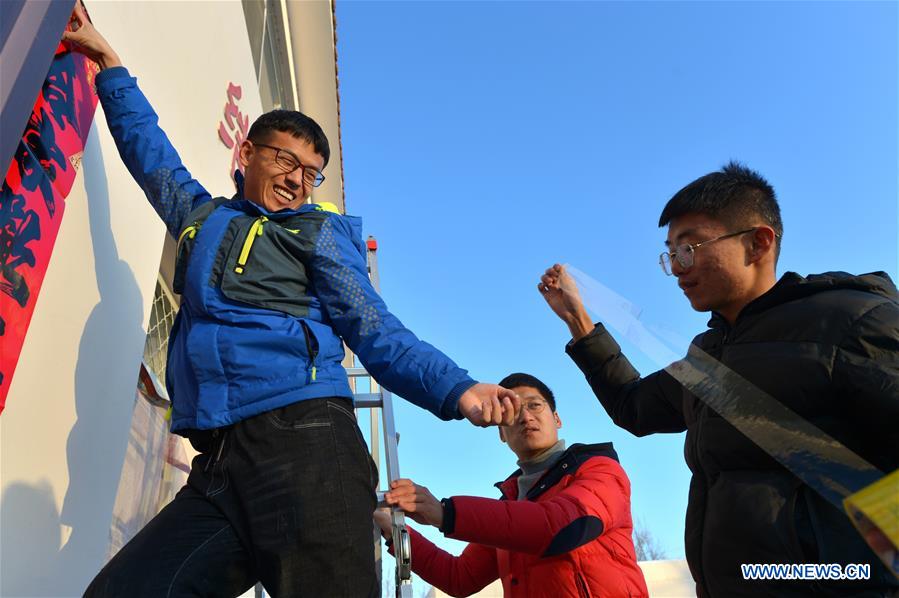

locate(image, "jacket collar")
[[494, 442, 619, 501]]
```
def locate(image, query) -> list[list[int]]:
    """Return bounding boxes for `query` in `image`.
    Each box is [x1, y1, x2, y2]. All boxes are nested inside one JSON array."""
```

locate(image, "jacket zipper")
[[693, 320, 731, 593], [300, 320, 319, 382], [177, 221, 200, 251], [575, 570, 591, 598], [234, 216, 268, 274]]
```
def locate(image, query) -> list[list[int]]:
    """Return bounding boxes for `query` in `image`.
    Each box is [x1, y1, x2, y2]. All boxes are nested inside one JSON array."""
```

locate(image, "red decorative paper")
[[0, 46, 100, 412]]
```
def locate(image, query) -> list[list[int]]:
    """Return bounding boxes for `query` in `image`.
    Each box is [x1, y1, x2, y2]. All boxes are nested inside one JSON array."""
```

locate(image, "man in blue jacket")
[[65, 5, 519, 597]]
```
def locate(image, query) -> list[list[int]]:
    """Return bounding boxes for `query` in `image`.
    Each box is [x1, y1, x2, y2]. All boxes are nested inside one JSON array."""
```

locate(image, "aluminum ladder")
[[356, 234, 412, 597]]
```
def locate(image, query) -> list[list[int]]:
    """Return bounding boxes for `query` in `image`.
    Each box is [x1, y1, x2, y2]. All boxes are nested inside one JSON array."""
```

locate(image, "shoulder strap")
[[178, 196, 232, 235]]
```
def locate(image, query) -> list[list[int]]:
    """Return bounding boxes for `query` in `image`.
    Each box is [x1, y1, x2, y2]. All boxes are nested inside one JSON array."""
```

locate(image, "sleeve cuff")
[[95, 65, 131, 85], [565, 323, 620, 376], [565, 322, 606, 353], [440, 379, 477, 420], [439, 497, 456, 535]]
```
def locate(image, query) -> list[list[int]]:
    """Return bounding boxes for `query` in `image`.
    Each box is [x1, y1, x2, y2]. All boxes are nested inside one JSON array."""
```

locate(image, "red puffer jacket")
[[404, 443, 649, 597]]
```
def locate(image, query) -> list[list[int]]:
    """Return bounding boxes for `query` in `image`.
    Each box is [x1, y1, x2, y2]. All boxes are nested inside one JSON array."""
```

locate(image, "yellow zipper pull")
[[311, 366, 317, 382], [177, 223, 199, 248], [234, 216, 268, 274]]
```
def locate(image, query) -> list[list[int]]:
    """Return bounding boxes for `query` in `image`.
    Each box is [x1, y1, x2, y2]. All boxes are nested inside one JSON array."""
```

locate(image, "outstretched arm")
[[387, 458, 634, 557], [540, 264, 686, 436], [311, 214, 519, 426]]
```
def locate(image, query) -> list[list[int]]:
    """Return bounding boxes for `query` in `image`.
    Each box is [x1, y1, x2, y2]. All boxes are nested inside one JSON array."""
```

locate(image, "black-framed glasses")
[[251, 141, 326, 188], [659, 228, 757, 276]]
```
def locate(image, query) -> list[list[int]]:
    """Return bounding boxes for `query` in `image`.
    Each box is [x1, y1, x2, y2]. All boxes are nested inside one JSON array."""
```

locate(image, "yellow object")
[[177, 224, 198, 247], [844, 470, 899, 579], [234, 216, 268, 274], [164, 405, 173, 422], [315, 201, 340, 214], [311, 366, 317, 382]]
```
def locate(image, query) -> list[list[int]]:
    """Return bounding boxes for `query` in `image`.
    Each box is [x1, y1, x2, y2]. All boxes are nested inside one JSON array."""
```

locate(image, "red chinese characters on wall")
[[217, 83, 248, 181]]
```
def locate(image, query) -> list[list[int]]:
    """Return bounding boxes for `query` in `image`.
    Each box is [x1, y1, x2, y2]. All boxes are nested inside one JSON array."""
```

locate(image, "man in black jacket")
[[538, 161, 898, 597]]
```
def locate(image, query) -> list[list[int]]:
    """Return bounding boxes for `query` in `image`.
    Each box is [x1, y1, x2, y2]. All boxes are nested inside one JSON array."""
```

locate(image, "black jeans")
[[85, 397, 379, 597]]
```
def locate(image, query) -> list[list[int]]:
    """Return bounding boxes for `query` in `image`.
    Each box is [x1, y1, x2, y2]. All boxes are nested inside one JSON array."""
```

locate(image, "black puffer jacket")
[[567, 271, 899, 597]]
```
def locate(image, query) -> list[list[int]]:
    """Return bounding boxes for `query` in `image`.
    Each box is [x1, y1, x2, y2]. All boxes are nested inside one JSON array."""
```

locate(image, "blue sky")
[[335, 0, 897, 588]]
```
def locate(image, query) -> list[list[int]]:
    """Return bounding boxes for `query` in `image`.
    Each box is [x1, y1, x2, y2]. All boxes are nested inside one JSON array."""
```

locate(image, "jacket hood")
[[710, 271, 897, 329]]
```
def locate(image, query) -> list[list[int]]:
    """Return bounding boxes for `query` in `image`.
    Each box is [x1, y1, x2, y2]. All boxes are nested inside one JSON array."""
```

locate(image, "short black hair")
[[658, 161, 783, 260], [247, 110, 331, 167], [498, 373, 556, 412]]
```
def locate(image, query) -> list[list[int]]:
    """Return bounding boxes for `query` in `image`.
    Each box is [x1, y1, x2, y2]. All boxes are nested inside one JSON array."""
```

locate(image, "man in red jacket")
[[377, 373, 649, 597]]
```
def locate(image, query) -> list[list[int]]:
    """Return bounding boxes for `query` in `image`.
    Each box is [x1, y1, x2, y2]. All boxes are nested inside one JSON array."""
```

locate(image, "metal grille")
[[142, 277, 178, 383]]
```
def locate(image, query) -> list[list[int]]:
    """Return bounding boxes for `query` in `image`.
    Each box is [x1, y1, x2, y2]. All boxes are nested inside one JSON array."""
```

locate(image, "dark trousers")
[[84, 397, 379, 597]]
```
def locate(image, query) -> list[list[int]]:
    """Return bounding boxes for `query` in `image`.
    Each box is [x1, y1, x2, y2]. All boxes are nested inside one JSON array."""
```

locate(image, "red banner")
[[0, 44, 100, 412]]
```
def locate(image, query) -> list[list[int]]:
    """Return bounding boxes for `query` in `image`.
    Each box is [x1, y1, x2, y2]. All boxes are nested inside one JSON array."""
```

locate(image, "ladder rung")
[[345, 367, 370, 377], [354, 393, 383, 408]]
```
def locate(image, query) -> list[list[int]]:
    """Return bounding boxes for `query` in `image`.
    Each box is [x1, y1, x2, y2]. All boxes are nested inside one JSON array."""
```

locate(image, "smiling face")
[[238, 130, 326, 212], [499, 386, 562, 461], [665, 212, 759, 320]]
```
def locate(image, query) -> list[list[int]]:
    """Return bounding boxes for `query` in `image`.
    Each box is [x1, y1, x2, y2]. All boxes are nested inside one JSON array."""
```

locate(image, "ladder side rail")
[[364, 237, 412, 596], [380, 388, 412, 594]]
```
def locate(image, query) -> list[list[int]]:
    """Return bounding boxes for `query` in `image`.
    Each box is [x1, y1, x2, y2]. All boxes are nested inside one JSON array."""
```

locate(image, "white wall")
[[0, 2, 262, 595]]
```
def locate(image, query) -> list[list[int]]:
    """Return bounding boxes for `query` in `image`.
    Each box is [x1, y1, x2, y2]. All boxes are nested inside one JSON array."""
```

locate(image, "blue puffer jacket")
[[96, 67, 475, 432]]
